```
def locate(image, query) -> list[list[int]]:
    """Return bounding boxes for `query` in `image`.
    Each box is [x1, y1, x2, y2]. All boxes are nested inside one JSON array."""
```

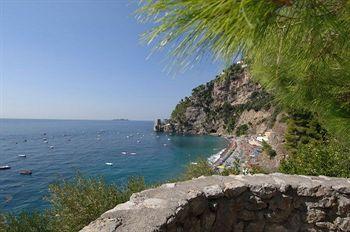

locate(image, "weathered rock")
[[334, 217, 350, 232], [81, 174, 350, 232], [338, 195, 350, 216], [306, 209, 326, 223], [203, 185, 223, 199]]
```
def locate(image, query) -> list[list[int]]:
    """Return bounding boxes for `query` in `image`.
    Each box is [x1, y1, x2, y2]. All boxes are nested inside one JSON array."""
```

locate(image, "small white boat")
[[0, 165, 11, 170], [130, 152, 137, 155], [49, 146, 54, 149], [121, 151, 127, 155], [105, 162, 113, 166], [191, 162, 198, 165], [167, 138, 171, 141], [137, 140, 141, 143], [18, 154, 26, 158]]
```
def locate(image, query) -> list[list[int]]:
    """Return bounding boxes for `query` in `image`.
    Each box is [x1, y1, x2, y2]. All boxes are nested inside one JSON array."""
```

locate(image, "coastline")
[[207, 135, 236, 167], [206, 132, 279, 173]]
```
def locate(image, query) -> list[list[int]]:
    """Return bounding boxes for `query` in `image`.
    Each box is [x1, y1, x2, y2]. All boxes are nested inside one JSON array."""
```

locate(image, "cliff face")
[[164, 64, 279, 136]]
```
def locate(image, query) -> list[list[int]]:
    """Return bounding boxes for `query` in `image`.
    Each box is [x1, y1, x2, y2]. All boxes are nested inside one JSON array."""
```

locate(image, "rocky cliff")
[[158, 64, 281, 136]]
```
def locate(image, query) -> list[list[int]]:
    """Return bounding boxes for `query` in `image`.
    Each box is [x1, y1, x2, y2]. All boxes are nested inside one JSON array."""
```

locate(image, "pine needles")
[[138, 0, 350, 142]]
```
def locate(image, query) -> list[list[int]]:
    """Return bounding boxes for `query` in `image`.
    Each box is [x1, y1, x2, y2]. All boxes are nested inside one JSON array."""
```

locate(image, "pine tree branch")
[[271, 0, 293, 7]]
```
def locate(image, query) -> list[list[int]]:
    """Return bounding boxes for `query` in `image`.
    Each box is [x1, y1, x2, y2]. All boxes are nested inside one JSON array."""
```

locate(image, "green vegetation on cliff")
[[284, 110, 327, 154], [280, 139, 350, 178], [171, 97, 191, 123], [169, 64, 276, 134], [280, 110, 350, 178], [139, 0, 350, 142]]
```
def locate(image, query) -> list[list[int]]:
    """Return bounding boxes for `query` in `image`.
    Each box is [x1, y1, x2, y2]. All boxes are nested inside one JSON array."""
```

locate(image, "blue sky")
[[0, 0, 225, 120]]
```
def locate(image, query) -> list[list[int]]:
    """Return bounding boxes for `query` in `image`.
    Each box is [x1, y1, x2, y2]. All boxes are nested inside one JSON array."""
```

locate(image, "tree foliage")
[[284, 110, 327, 153], [261, 140, 277, 159], [280, 139, 350, 178], [138, 0, 350, 142]]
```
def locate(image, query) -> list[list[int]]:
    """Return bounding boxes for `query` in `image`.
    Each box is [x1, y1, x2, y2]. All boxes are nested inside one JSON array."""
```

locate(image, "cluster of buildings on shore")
[[209, 132, 275, 173]]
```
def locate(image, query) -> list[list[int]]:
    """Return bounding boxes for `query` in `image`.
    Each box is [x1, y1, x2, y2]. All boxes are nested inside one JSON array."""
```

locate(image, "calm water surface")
[[0, 119, 227, 213]]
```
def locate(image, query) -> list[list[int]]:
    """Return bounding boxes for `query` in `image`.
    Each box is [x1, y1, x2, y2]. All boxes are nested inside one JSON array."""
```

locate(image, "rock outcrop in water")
[[156, 63, 281, 136], [81, 174, 350, 232]]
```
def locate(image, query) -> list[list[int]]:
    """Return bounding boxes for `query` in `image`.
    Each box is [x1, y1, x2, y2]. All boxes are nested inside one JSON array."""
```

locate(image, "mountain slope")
[[167, 64, 280, 136]]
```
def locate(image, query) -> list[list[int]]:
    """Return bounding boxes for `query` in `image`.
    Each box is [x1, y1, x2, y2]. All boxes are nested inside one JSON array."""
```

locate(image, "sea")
[[0, 119, 227, 213]]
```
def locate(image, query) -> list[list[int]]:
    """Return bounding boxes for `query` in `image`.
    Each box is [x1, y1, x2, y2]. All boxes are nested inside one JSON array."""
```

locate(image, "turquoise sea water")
[[0, 119, 227, 213]]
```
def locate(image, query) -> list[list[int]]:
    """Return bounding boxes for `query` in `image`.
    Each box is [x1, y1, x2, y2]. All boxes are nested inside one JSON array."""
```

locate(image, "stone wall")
[[81, 174, 350, 232]]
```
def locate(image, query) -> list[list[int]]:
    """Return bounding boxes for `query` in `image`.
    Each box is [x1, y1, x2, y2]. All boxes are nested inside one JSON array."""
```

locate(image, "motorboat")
[[18, 154, 26, 158], [0, 165, 11, 170], [105, 163, 113, 166]]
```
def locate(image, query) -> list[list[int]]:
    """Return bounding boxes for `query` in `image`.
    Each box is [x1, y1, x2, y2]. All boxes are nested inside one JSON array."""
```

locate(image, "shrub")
[[221, 167, 240, 176], [246, 91, 273, 111], [225, 116, 237, 134], [280, 140, 350, 178], [235, 124, 249, 136], [181, 158, 216, 180], [284, 110, 327, 153], [48, 174, 147, 232], [261, 140, 277, 159], [0, 212, 51, 232], [0, 215, 6, 232], [249, 165, 269, 174]]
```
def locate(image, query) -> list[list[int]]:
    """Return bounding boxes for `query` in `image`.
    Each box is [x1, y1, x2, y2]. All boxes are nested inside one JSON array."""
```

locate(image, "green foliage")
[[1, 175, 148, 232], [181, 158, 243, 179], [221, 166, 240, 176], [0, 212, 51, 232], [245, 91, 274, 111], [225, 116, 237, 134], [261, 140, 277, 159], [181, 158, 216, 180], [285, 110, 327, 153], [47, 175, 123, 232], [171, 97, 191, 122], [235, 124, 249, 137], [138, 0, 350, 143], [249, 165, 269, 175], [0, 215, 4, 232], [191, 82, 214, 107], [123, 176, 147, 197], [280, 140, 350, 178]]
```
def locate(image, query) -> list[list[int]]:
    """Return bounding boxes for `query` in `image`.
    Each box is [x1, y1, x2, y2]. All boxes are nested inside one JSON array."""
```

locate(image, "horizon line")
[[0, 117, 154, 122]]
